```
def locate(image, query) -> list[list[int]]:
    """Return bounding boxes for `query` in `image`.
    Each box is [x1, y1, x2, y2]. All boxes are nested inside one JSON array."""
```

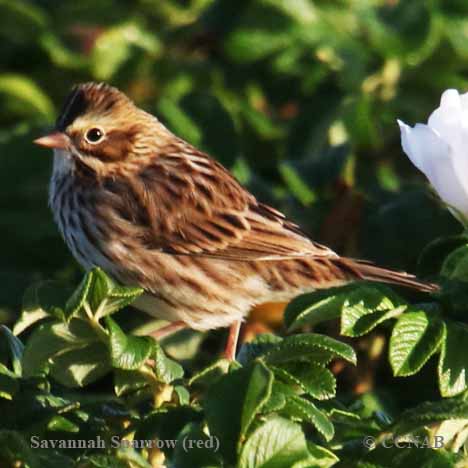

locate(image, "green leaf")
[[279, 162, 316, 205], [264, 333, 356, 365], [0, 363, 19, 400], [14, 281, 71, 335], [47, 415, 79, 433], [418, 234, 468, 277], [439, 322, 468, 397], [116, 447, 152, 468], [64, 271, 93, 320], [188, 359, 230, 388], [79, 455, 128, 468], [179, 92, 240, 166], [204, 361, 273, 462], [114, 369, 152, 397], [66, 268, 143, 321], [158, 97, 202, 145], [22, 319, 111, 387], [281, 395, 334, 441], [91, 22, 161, 80], [341, 286, 406, 337], [0, 74, 54, 122], [239, 416, 311, 468], [262, 381, 290, 413], [237, 334, 283, 365], [441, 244, 468, 282], [274, 362, 336, 400], [305, 442, 339, 468], [172, 423, 222, 468], [0, 325, 24, 376], [390, 308, 445, 377], [392, 397, 468, 436], [284, 288, 349, 331], [174, 385, 190, 405], [49, 341, 110, 387], [153, 341, 184, 384], [106, 317, 153, 370], [225, 29, 292, 63]]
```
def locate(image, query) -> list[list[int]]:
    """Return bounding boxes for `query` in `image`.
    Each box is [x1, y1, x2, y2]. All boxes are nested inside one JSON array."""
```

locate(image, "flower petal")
[[428, 89, 463, 144], [398, 120, 445, 173], [398, 119, 468, 215], [440, 89, 461, 109]]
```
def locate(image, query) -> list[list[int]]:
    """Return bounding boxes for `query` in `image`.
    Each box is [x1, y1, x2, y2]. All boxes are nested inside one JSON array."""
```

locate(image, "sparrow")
[[34, 82, 437, 359]]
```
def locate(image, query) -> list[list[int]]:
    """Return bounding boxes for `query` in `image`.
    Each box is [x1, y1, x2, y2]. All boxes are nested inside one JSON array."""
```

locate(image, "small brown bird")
[[34, 82, 436, 359]]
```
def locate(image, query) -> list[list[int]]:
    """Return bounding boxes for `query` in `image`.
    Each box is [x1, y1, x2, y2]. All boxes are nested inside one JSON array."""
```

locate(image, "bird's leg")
[[224, 320, 242, 361], [149, 320, 187, 340]]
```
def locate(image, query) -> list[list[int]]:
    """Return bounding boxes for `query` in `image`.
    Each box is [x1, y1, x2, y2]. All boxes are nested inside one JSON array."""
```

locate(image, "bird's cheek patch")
[[80, 129, 137, 162]]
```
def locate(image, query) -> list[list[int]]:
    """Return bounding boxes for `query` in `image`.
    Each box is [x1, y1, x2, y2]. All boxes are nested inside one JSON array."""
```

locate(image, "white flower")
[[398, 89, 468, 221]]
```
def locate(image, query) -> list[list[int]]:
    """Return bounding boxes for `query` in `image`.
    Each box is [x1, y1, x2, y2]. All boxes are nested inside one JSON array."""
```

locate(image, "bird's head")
[[34, 82, 171, 175]]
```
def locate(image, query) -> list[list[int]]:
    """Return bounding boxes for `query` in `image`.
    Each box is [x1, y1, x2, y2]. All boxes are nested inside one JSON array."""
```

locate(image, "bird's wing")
[[118, 143, 337, 261]]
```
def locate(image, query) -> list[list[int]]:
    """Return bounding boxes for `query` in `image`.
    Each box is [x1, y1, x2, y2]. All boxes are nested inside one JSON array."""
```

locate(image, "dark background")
[[0, 0, 464, 324]]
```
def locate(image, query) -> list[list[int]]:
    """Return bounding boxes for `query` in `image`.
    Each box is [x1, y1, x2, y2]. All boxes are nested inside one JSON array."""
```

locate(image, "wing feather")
[[115, 142, 337, 261]]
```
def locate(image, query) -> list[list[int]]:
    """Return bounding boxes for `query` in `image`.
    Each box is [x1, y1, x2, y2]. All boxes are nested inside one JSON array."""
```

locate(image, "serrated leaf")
[[106, 317, 153, 370], [64, 271, 93, 320], [204, 361, 273, 462], [284, 288, 349, 331], [240, 362, 274, 440], [239, 417, 310, 468], [392, 397, 468, 437], [341, 286, 406, 337], [262, 381, 290, 413], [188, 359, 229, 387], [69, 269, 143, 321], [153, 341, 184, 384], [282, 395, 334, 441], [275, 362, 336, 400], [237, 334, 283, 365], [264, 333, 356, 365], [390, 309, 445, 377], [439, 322, 468, 397], [88, 268, 114, 312]]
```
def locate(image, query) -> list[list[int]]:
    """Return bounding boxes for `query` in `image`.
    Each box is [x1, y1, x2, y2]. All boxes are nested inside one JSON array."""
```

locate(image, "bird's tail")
[[338, 257, 439, 293]]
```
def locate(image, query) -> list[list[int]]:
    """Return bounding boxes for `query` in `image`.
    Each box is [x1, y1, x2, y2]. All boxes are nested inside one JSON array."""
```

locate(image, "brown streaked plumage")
[[35, 82, 438, 359]]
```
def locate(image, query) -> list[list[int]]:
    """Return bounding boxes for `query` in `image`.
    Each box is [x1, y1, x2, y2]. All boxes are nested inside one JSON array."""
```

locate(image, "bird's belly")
[[104, 245, 270, 330]]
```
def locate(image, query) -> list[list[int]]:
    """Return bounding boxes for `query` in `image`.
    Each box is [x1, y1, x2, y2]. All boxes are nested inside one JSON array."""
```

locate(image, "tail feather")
[[339, 258, 439, 293]]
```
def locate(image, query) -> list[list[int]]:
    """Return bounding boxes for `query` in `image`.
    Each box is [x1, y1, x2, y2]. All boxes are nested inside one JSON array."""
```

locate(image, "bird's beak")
[[33, 131, 70, 150]]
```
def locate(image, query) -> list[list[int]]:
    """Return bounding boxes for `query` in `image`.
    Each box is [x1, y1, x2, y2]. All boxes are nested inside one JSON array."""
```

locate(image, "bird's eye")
[[85, 127, 104, 144]]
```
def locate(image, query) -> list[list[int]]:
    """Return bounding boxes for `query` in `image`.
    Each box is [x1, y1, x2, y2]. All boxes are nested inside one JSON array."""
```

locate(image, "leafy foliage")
[[3, 265, 468, 466], [3, 0, 468, 466]]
